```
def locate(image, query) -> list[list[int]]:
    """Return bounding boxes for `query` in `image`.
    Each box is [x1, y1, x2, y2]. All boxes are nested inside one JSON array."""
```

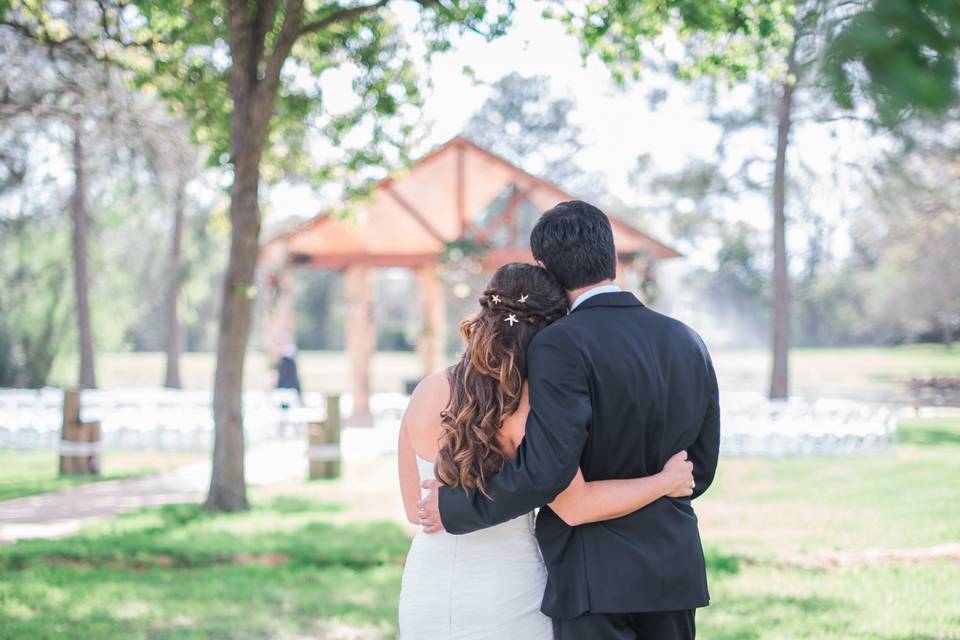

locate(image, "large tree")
[[1, 0, 512, 511], [100, 0, 512, 512]]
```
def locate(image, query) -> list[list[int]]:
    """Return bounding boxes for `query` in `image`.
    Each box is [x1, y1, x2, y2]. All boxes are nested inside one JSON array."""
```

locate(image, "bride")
[[397, 263, 695, 639]]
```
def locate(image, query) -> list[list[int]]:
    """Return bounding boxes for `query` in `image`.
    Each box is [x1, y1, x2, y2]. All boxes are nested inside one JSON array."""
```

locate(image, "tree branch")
[[298, 0, 390, 38], [0, 18, 84, 48], [262, 0, 304, 89]]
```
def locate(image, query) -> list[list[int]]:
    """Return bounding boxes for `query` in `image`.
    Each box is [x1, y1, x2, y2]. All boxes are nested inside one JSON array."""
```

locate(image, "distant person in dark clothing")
[[276, 345, 302, 401]]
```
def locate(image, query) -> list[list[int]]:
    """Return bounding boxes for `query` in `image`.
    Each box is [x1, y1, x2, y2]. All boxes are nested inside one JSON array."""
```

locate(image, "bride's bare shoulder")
[[410, 369, 451, 404], [403, 369, 451, 436]]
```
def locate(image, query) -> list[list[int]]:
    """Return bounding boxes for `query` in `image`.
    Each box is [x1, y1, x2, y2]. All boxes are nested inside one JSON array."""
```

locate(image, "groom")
[[419, 200, 720, 639]]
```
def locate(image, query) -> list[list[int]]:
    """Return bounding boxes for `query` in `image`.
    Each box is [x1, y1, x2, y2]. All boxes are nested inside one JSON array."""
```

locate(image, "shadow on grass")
[[0, 472, 136, 502], [705, 547, 741, 576], [898, 417, 960, 447], [0, 496, 408, 571], [899, 427, 960, 447]]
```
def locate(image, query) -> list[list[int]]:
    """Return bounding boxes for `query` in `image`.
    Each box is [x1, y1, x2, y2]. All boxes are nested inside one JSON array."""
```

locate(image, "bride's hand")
[[661, 450, 695, 498]]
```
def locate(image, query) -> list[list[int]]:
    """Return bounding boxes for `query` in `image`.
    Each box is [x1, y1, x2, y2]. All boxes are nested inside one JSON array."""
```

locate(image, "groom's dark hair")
[[530, 200, 617, 290]]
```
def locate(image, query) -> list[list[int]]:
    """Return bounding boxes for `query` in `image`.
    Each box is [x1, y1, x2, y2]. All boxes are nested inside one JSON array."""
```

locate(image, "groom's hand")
[[417, 480, 445, 534]]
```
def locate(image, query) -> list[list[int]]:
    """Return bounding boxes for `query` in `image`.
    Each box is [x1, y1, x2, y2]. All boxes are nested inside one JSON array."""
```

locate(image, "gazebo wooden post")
[[416, 262, 446, 378], [259, 241, 296, 358], [345, 263, 375, 424], [270, 268, 295, 353]]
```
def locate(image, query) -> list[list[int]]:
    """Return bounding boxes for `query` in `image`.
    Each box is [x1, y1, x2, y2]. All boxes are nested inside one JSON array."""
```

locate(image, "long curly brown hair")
[[436, 263, 569, 496]]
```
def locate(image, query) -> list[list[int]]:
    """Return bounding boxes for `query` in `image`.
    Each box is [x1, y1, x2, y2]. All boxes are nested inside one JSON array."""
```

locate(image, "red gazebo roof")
[[266, 136, 680, 268]]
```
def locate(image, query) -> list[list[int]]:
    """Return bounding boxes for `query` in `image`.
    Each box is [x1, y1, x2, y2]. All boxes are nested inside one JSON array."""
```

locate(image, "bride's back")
[[397, 263, 567, 638]]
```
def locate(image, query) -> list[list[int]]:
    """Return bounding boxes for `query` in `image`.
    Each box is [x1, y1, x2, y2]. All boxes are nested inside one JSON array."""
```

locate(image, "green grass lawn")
[[1, 418, 958, 638], [0, 450, 205, 501], [695, 417, 960, 639], [697, 418, 960, 555], [701, 557, 960, 640], [0, 497, 406, 639]]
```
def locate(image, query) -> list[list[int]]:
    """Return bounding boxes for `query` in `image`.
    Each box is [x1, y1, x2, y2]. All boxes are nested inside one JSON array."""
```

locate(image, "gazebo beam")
[[345, 264, 375, 423], [483, 183, 532, 239], [384, 184, 447, 243]]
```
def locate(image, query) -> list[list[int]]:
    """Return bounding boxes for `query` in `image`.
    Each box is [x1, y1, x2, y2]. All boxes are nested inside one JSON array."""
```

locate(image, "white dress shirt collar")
[[570, 283, 622, 311]]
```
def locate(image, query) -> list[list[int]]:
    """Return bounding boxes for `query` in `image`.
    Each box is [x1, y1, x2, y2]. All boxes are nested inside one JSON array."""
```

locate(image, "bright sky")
[[267, 1, 883, 271]]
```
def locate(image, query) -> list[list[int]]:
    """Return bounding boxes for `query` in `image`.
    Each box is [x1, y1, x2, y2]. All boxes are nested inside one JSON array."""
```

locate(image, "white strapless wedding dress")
[[398, 455, 553, 639]]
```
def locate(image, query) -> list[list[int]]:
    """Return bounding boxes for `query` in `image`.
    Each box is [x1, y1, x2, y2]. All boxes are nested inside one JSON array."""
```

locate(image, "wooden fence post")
[[308, 395, 341, 479], [59, 388, 101, 476]]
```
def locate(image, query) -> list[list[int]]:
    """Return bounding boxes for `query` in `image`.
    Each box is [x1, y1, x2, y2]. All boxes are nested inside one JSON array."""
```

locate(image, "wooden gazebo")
[[259, 136, 679, 420]]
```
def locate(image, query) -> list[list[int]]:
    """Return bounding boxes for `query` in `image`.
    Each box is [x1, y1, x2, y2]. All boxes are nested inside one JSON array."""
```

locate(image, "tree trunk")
[[769, 37, 798, 400], [204, 0, 323, 511], [71, 122, 96, 389], [204, 4, 268, 513], [205, 144, 261, 511], [163, 173, 187, 388], [943, 319, 954, 349], [204, 79, 271, 511]]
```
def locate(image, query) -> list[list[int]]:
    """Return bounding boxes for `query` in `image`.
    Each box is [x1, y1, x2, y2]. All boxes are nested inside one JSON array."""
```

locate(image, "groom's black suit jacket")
[[438, 291, 720, 619]]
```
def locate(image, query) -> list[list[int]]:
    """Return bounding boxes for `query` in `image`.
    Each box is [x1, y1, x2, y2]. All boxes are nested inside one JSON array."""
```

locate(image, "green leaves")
[[555, 0, 794, 84], [824, 0, 960, 127], [113, 0, 512, 193]]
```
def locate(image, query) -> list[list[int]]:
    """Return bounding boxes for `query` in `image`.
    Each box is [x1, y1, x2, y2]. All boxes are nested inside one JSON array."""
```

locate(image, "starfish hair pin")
[[504, 313, 519, 327], [518, 294, 529, 303], [490, 294, 501, 304]]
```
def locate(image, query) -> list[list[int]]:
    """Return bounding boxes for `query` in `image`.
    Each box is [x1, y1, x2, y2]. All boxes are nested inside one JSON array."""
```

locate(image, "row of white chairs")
[[721, 431, 896, 457], [1, 387, 902, 457], [0, 387, 313, 451]]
